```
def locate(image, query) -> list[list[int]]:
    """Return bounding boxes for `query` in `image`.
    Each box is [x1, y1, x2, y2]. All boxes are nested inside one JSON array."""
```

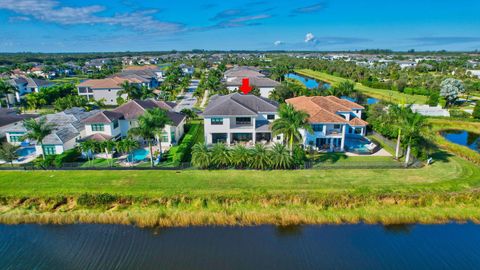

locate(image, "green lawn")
[[296, 69, 428, 104], [0, 155, 477, 198]]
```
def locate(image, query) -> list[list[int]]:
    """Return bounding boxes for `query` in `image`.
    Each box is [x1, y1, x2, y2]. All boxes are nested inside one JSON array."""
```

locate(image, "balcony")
[[325, 129, 343, 136]]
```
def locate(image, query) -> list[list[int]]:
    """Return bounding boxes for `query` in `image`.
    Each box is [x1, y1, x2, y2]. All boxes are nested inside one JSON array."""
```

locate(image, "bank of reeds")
[[1, 192, 480, 227]]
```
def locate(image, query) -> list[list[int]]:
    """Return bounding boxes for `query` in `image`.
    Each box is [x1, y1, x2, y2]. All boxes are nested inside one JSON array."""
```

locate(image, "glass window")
[[334, 124, 341, 129], [112, 120, 119, 129], [91, 123, 104, 131], [9, 135, 21, 142], [161, 132, 169, 142], [211, 118, 223, 125], [43, 145, 56, 155], [171, 131, 175, 141], [236, 117, 251, 125], [267, 114, 275, 120], [312, 124, 324, 132]]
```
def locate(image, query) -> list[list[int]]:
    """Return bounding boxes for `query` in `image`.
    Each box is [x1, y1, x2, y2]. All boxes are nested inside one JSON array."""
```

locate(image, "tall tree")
[[440, 78, 465, 107], [0, 143, 19, 166], [0, 80, 17, 108], [401, 111, 430, 166], [271, 104, 313, 154], [22, 117, 54, 160]]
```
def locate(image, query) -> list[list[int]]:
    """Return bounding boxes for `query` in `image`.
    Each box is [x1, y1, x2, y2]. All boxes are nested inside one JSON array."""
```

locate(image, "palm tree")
[[269, 143, 293, 169], [230, 145, 251, 169], [116, 139, 139, 162], [101, 140, 116, 167], [79, 140, 95, 165], [118, 81, 140, 100], [148, 108, 173, 159], [211, 143, 231, 168], [401, 111, 430, 166], [22, 117, 54, 160], [0, 80, 17, 108], [128, 108, 170, 167], [0, 143, 19, 166], [191, 143, 211, 169], [271, 104, 313, 155], [249, 144, 271, 170]]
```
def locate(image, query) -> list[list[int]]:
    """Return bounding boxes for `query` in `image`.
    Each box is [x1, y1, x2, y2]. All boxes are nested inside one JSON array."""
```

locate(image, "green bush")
[[167, 122, 203, 163], [54, 148, 81, 168], [427, 92, 440, 106], [473, 103, 480, 119], [449, 109, 471, 119], [77, 193, 117, 206]]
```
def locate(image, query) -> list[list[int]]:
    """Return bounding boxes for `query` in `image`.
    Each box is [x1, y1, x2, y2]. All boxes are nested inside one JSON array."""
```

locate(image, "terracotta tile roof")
[[286, 96, 366, 124], [82, 133, 112, 142], [349, 117, 368, 126], [111, 99, 185, 126], [78, 76, 142, 89]]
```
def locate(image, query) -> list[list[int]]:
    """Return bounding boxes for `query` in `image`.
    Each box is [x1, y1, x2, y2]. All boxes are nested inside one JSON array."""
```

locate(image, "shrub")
[[54, 148, 81, 168], [427, 92, 440, 107], [167, 122, 202, 163], [473, 103, 480, 119], [77, 193, 117, 206], [449, 109, 471, 119]]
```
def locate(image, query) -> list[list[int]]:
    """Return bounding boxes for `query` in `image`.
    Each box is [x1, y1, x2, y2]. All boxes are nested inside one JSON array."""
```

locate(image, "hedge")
[[167, 122, 203, 163]]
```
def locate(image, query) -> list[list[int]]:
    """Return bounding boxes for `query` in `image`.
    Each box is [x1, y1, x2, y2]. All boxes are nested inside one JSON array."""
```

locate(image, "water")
[[441, 130, 480, 153], [341, 96, 379, 105], [344, 136, 372, 153], [1, 223, 480, 269], [15, 147, 36, 157], [128, 148, 149, 162], [285, 73, 330, 89]]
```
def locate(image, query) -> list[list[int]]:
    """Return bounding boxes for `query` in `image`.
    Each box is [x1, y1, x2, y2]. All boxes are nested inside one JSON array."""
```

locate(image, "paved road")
[[175, 79, 199, 112]]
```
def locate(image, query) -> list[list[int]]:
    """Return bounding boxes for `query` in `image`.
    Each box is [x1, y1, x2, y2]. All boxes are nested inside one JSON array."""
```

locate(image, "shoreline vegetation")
[[0, 153, 479, 226], [295, 69, 428, 104]]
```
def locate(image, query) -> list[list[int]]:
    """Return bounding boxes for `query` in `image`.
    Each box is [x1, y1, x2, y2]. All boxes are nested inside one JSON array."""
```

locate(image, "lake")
[[286, 73, 330, 89], [441, 130, 480, 153], [1, 223, 480, 269]]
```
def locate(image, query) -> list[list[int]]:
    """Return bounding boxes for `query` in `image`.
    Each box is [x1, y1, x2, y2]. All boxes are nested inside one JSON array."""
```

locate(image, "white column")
[[341, 125, 346, 151], [226, 133, 231, 145]]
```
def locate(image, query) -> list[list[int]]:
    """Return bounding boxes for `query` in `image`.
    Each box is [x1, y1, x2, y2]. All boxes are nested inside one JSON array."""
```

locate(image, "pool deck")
[[346, 148, 392, 157]]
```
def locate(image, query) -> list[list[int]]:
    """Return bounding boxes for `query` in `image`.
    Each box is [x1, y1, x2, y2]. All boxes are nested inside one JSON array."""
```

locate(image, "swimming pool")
[[344, 137, 372, 154], [16, 147, 36, 157], [127, 148, 149, 162]]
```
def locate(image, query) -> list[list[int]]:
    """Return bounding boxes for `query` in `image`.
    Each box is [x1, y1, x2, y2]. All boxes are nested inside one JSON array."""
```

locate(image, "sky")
[[0, 0, 479, 52]]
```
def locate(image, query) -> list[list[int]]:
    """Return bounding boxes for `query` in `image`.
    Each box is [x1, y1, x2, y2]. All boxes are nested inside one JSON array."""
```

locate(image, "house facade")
[[5, 107, 99, 155], [82, 99, 186, 149], [8, 76, 54, 102], [203, 93, 282, 145], [224, 66, 280, 98], [286, 96, 368, 152]]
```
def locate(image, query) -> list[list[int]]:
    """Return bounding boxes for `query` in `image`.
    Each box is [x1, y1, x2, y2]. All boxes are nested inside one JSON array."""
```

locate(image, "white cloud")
[[0, 0, 183, 33], [274, 40, 283, 46], [305, 32, 316, 43]]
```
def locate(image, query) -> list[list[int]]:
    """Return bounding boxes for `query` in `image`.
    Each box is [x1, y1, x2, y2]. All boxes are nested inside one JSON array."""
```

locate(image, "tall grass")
[[2, 191, 480, 227]]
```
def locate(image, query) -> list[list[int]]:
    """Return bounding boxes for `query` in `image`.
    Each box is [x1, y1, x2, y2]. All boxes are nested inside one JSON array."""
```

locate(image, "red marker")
[[239, 78, 253, 94]]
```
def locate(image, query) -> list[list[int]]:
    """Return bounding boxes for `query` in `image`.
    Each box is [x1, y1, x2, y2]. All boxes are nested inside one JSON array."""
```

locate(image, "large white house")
[[224, 66, 280, 98], [82, 99, 186, 150], [202, 93, 282, 145], [77, 76, 149, 105], [286, 96, 368, 152], [8, 75, 54, 102]]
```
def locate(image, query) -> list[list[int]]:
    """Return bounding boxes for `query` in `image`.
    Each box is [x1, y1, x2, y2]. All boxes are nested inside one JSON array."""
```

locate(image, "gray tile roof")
[[203, 93, 278, 116], [226, 76, 280, 87]]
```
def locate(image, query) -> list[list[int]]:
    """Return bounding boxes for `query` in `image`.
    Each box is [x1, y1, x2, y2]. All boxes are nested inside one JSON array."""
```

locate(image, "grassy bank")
[[429, 118, 480, 165], [0, 154, 479, 226], [295, 69, 428, 104]]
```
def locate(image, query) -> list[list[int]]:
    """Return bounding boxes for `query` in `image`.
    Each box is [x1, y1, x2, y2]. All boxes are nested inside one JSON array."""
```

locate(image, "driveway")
[[175, 79, 199, 112]]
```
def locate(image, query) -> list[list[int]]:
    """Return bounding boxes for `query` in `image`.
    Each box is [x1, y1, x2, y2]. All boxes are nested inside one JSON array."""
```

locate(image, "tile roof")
[[226, 76, 280, 87], [203, 93, 278, 116], [82, 111, 124, 124], [224, 66, 264, 78], [82, 133, 113, 142], [78, 76, 145, 89], [286, 96, 366, 124], [349, 117, 368, 126]]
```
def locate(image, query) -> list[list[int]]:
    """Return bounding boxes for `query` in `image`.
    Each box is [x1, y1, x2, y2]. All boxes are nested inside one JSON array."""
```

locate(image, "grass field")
[[296, 69, 428, 104]]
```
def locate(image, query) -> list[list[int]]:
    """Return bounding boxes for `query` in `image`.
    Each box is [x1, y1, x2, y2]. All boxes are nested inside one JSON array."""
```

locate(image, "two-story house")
[[77, 76, 151, 105], [8, 76, 54, 102], [82, 99, 186, 150], [224, 66, 280, 98], [203, 93, 282, 145], [286, 96, 368, 152]]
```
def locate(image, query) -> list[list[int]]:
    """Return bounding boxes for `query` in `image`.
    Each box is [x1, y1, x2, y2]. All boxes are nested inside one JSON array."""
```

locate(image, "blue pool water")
[[345, 137, 372, 153], [341, 96, 379, 105], [286, 73, 331, 89], [441, 130, 479, 153], [128, 148, 150, 162], [16, 147, 36, 157]]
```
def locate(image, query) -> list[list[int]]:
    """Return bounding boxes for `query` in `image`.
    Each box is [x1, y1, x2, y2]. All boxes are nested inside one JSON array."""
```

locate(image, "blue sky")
[[0, 0, 479, 52]]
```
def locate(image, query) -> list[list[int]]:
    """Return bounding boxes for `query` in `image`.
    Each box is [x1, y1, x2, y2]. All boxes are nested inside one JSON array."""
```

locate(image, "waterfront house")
[[224, 66, 280, 98], [203, 93, 282, 145], [0, 108, 38, 142], [286, 96, 368, 152], [5, 107, 99, 155], [82, 99, 186, 150]]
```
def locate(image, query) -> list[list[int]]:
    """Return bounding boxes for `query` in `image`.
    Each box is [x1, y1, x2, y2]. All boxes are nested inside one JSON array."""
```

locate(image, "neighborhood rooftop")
[[203, 93, 279, 116]]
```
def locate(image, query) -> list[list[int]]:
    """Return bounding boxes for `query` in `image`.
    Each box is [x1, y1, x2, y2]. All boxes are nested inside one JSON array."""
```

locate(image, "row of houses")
[[0, 99, 186, 157]]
